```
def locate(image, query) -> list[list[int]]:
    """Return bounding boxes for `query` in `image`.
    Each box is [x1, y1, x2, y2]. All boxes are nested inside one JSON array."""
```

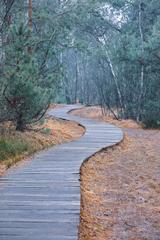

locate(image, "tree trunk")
[[105, 49, 124, 112], [16, 114, 25, 131], [75, 54, 79, 103], [28, 0, 32, 29], [137, 1, 144, 121], [97, 36, 124, 117]]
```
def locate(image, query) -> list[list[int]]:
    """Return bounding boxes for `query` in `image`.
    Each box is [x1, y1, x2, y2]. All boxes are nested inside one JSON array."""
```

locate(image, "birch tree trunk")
[[97, 36, 124, 117], [137, 1, 144, 121], [75, 53, 79, 103], [105, 49, 124, 112]]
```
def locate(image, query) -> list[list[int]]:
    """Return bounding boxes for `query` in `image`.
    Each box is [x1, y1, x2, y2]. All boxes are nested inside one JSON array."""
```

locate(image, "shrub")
[[0, 139, 29, 161]]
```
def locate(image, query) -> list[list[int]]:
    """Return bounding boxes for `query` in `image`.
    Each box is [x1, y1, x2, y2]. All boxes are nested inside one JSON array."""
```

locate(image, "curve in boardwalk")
[[0, 105, 123, 240]]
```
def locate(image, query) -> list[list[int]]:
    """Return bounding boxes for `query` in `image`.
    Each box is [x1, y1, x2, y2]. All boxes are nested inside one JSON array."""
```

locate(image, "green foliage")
[[0, 0, 160, 129], [0, 139, 29, 161], [41, 128, 51, 135], [143, 101, 160, 128], [0, 0, 71, 129], [92, 0, 160, 127], [2, 23, 52, 130]]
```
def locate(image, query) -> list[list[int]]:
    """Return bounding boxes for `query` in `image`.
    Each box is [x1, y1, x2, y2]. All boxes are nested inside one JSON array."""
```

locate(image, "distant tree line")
[[0, 0, 159, 129]]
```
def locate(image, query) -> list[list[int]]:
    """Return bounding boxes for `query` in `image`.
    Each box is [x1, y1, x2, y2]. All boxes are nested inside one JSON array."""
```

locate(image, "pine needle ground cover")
[[72, 107, 160, 240], [72, 106, 142, 129]]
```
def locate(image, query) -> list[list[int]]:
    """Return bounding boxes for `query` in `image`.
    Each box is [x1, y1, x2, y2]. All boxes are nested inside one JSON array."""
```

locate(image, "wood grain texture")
[[0, 105, 123, 240]]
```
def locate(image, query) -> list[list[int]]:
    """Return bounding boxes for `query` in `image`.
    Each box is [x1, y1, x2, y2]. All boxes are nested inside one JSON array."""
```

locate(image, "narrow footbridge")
[[0, 105, 123, 240]]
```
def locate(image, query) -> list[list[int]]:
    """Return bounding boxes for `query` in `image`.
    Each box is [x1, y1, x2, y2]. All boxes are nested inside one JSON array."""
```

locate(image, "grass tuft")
[[41, 128, 51, 135], [0, 138, 30, 162]]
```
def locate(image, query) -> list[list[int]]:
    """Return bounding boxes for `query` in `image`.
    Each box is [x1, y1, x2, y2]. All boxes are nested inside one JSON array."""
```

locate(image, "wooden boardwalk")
[[0, 105, 123, 240]]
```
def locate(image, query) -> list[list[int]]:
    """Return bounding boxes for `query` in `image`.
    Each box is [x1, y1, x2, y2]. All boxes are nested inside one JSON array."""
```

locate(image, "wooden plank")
[[0, 105, 123, 239]]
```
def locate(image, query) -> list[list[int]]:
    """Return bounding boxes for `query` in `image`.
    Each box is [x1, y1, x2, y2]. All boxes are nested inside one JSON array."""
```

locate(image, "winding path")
[[0, 105, 123, 240]]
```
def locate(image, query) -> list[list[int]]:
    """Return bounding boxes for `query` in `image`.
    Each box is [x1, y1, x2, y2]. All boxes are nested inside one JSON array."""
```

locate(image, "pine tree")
[[2, 23, 51, 130]]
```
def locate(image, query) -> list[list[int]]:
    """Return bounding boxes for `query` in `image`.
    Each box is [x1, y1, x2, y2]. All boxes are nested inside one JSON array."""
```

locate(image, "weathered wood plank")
[[0, 105, 123, 239]]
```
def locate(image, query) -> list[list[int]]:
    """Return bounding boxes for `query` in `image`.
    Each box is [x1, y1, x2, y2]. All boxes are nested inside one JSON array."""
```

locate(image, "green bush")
[[0, 139, 29, 161]]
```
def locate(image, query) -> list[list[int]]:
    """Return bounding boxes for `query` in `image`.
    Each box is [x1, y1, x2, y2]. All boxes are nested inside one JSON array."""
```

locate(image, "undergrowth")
[[0, 139, 30, 162]]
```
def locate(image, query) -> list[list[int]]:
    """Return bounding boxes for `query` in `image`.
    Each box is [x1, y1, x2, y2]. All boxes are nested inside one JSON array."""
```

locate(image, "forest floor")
[[72, 106, 160, 240], [0, 105, 84, 176]]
